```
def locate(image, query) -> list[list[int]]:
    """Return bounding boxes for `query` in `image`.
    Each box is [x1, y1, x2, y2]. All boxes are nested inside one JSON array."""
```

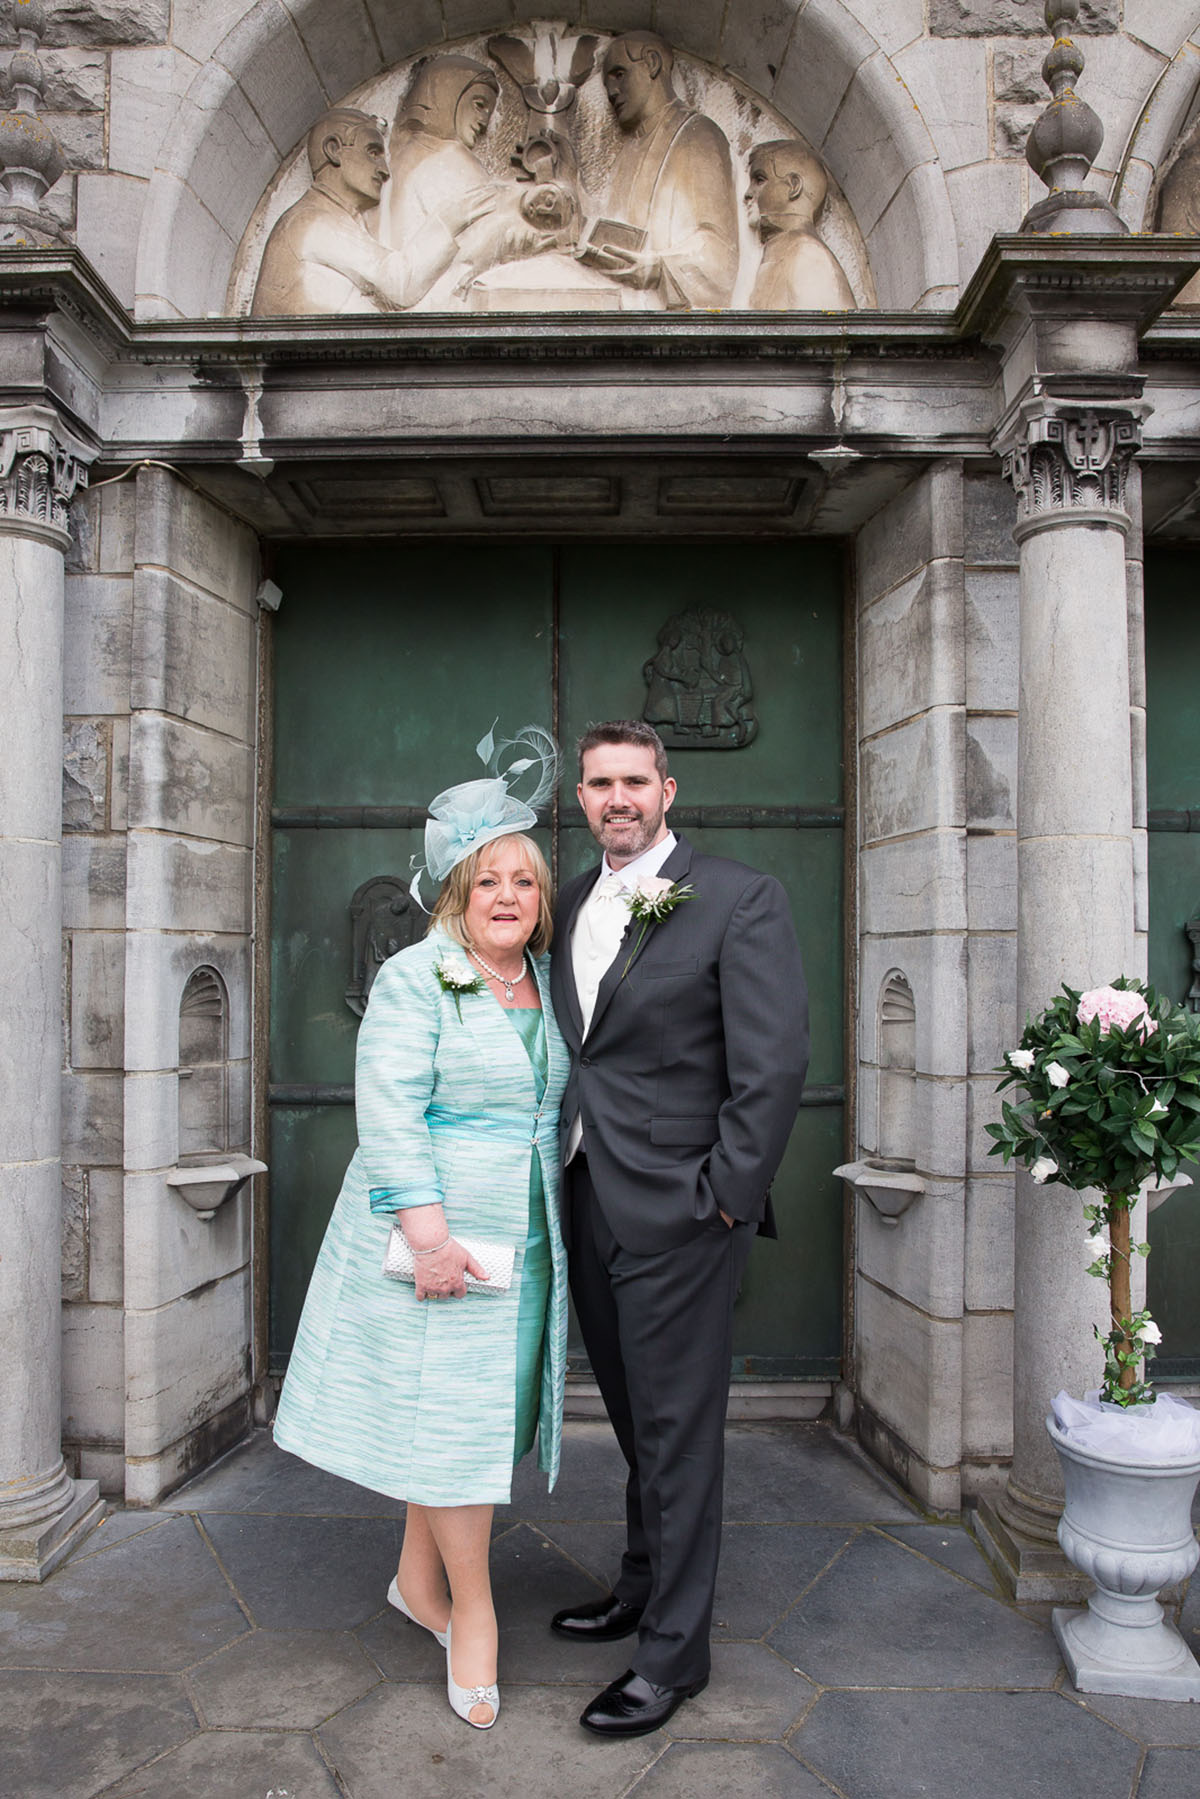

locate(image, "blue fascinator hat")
[[412, 721, 558, 906]]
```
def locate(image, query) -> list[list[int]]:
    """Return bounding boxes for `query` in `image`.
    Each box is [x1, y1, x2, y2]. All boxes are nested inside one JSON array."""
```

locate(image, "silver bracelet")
[[411, 1235, 451, 1257]]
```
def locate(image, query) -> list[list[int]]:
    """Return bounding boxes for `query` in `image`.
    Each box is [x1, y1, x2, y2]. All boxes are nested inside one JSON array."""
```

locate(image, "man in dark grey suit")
[[550, 719, 808, 1737]]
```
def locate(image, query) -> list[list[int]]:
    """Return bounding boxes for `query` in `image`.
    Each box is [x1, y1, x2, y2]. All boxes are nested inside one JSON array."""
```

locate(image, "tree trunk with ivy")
[[1109, 1201, 1135, 1393]]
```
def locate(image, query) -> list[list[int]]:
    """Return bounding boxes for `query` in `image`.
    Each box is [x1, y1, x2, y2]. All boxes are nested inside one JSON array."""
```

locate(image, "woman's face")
[[464, 837, 541, 962], [456, 81, 497, 148]]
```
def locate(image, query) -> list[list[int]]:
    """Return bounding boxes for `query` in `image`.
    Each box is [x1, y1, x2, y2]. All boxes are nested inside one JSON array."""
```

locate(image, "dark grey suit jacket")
[[551, 833, 809, 1255]]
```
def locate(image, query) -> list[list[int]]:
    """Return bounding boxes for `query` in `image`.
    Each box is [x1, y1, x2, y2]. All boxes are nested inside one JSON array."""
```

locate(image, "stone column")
[[0, 408, 103, 1579], [982, 405, 1142, 1595]]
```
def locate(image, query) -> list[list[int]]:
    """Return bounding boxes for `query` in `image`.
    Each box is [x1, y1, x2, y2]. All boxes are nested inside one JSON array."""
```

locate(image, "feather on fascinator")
[[411, 721, 558, 907]]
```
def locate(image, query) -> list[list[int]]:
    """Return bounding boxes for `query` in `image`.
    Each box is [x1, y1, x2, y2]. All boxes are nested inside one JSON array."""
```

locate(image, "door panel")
[[269, 539, 845, 1378], [1145, 549, 1200, 1378]]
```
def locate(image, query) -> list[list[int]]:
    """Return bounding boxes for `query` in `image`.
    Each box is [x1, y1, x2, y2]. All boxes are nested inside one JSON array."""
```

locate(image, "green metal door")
[[1145, 548, 1200, 1378], [268, 540, 845, 1383]]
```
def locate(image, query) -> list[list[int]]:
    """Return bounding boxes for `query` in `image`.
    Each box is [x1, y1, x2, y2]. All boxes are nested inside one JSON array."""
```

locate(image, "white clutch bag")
[[382, 1222, 515, 1295]]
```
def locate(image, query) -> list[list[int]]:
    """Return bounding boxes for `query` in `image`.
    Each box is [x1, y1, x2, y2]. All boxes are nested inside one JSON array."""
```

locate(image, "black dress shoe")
[[550, 1592, 643, 1641], [579, 1668, 707, 1737]]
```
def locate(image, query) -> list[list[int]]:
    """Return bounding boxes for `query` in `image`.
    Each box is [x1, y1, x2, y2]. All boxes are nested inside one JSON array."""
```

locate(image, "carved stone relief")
[[1002, 410, 1141, 527], [235, 23, 873, 317], [642, 608, 758, 749], [0, 422, 88, 536], [345, 875, 420, 1017]]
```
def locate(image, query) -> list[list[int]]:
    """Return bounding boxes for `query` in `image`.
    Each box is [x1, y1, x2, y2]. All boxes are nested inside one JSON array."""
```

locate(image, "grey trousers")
[[566, 1157, 754, 1688]]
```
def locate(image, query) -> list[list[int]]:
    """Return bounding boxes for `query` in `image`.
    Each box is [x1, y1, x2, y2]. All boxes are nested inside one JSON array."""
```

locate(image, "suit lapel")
[[586, 834, 694, 1038], [553, 873, 592, 1044]]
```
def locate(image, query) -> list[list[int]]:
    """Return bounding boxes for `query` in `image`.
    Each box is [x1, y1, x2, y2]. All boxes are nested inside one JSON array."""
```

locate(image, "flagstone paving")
[[1, 1420, 1197, 1799]]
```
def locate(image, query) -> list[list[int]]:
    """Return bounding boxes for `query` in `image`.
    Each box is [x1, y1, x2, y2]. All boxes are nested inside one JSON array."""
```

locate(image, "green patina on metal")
[[268, 538, 846, 1379], [1146, 547, 1200, 1377]]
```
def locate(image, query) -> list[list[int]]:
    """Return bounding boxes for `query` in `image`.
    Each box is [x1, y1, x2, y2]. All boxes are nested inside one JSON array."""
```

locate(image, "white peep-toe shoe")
[[445, 1619, 499, 1730], [386, 1578, 449, 1648]]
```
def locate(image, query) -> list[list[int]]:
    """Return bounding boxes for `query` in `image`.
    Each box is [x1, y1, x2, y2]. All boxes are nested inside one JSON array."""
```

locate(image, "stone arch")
[[134, 0, 958, 319], [876, 969, 916, 1170], [1111, 34, 1200, 231], [178, 964, 230, 1161]]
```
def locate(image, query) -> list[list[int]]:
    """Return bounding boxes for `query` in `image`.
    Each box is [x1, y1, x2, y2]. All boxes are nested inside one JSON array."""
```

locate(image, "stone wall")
[[852, 461, 1019, 1513], [9, 1, 1199, 313], [61, 466, 261, 1502]]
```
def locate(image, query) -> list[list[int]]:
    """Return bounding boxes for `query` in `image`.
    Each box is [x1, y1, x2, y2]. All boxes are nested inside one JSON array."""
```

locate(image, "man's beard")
[[595, 802, 665, 861]]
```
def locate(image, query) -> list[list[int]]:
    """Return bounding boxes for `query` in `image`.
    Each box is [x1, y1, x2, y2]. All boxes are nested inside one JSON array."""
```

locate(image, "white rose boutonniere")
[[622, 876, 695, 977], [434, 952, 485, 1022]]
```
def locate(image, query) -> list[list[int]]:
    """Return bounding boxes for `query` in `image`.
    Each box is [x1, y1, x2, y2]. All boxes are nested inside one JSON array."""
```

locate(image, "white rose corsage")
[[435, 952, 485, 1021], [622, 876, 695, 977]]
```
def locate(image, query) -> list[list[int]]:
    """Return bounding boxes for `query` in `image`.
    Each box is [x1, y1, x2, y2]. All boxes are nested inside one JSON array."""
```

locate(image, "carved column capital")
[[1000, 406, 1143, 540], [0, 413, 89, 545]]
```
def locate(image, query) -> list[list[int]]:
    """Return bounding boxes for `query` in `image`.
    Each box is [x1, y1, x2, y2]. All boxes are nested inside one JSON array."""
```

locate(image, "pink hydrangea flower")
[[1077, 985, 1156, 1040]]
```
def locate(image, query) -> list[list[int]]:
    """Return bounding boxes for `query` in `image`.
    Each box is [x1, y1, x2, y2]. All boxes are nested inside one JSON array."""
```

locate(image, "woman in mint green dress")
[[274, 733, 567, 1733]]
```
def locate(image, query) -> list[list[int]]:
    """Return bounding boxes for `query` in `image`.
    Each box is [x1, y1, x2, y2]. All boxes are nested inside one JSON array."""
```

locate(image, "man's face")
[[333, 128, 389, 208], [578, 742, 676, 868], [744, 154, 794, 236], [603, 46, 657, 132]]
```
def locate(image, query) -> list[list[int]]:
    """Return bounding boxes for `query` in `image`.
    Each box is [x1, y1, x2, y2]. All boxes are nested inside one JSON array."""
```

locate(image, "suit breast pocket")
[[641, 957, 699, 980]]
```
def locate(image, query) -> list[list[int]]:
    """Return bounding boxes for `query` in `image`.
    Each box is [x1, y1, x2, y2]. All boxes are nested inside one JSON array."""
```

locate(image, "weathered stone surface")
[[860, 833, 968, 938], [859, 463, 964, 603], [125, 1168, 250, 1312], [45, 111, 105, 170], [88, 1166, 125, 1304], [895, 39, 989, 173], [123, 1069, 178, 1173], [965, 1175, 1015, 1313], [0, 1670, 195, 1799], [75, 171, 146, 309], [931, 0, 1117, 33], [126, 714, 254, 848], [124, 1268, 251, 1460], [69, 930, 125, 1069], [861, 709, 966, 844], [131, 570, 254, 740], [125, 833, 251, 934], [0, 1, 169, 48], [134, 468, 258, 610], [966, 929, 1016, 1075], [62, 836, 126, 932], [63, 721, 108, 832], [962, 1311, 1013, 1459], [857, 1279, 964, 1487], [281, 0, 381, 111], [949, 160, 1026, 287], [108, 46, 199, 181], [996, 102, 1042, 157], [0, 48, 107, 113], [61, 1301, 124, 1442], [1125, 0, 1200, 59], [185, 1626, 379, 1729], [860, 559, 965, 739], [993, 44, 1047, 104], [858, 1178, 968, 1321], [61, 1167, 88, 1303], [64, 574, 132, 716], [99, 479, 136, 576], [965, 715, 1015, 831], [171, 0, 257, 65], [774, 3, 872, 151], [964, 569, 1019, 711], [61, 1068, 123, 1166]]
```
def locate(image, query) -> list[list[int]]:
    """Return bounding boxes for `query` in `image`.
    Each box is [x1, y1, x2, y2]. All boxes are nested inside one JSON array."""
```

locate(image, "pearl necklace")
[[468, 947, 532, 1002]]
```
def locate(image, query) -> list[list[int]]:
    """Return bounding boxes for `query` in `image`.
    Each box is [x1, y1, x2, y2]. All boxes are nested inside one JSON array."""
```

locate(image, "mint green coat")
[[274, 930, 568, 1503]]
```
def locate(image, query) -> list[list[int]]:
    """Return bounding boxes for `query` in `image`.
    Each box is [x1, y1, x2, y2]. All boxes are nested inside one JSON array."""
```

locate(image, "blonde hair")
[[428, 833, 553, 957]]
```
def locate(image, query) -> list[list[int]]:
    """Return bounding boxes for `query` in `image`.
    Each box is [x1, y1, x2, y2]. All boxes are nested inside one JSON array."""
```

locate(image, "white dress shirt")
[[565, 831, 677, 1160]]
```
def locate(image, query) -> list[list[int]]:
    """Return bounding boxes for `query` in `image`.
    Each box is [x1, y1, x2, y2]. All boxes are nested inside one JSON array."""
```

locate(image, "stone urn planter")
[[1048, 1411, 1200, 1700]]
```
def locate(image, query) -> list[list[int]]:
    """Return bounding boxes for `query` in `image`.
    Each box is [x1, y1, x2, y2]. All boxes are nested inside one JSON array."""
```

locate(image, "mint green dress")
[[273, 931, 568, 1504]]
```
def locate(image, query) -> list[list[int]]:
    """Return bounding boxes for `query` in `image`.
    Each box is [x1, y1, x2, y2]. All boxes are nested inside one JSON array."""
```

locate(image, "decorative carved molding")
[[1002, 409, 1141, 527], [0, 421, 88, 536], [0, 0, 67, 248], [1020, 0, 1126, 238]]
